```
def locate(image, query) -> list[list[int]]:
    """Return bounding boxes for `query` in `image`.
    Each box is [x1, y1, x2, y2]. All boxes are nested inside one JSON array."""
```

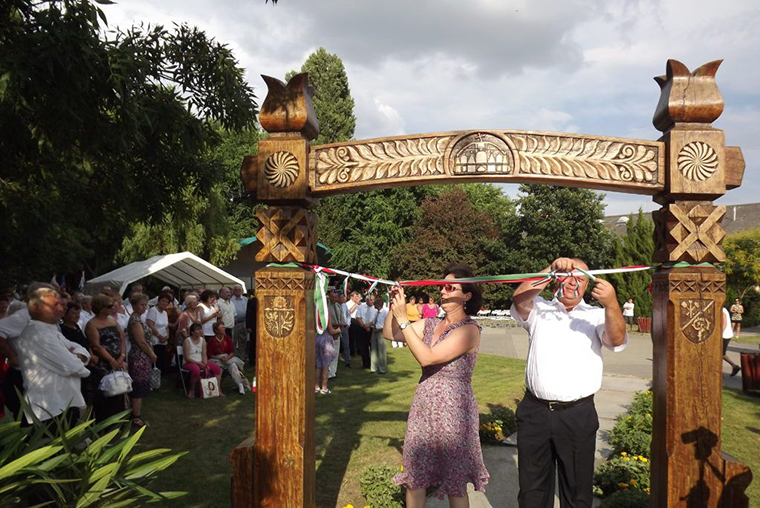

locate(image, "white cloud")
[[104, 0, 760, 215]]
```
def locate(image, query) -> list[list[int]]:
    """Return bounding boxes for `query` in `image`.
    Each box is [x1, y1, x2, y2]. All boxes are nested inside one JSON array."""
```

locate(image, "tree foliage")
[[0, 0, 257, 283], [724, 229, 760, 299], [607, 210, 654, 317], [515, 185, 613, 272]]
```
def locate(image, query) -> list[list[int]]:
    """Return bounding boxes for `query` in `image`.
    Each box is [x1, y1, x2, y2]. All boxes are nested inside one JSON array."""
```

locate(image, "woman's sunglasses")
[[442, 284, 460, 293]]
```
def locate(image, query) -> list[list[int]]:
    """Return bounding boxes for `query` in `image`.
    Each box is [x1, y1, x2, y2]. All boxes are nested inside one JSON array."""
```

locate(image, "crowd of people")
[[314, 288, 443, 394], [0, 282, 257, 430]]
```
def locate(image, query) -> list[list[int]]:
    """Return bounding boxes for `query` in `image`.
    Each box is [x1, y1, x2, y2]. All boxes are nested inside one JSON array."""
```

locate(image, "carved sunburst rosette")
[[264, 151, 300, 188], [677, 142, 718, 181], [679, 298, 715, 344], [264, 295, 295, 338]]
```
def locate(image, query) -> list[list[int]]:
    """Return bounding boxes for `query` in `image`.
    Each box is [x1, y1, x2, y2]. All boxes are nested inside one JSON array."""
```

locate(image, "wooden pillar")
[[231, 73, 319, 508], [650, 60, 752, 507]]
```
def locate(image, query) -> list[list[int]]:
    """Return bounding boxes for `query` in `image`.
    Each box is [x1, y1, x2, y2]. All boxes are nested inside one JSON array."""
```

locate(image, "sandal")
[[132, 417, 149, 427], [320, 388, 331, 394]]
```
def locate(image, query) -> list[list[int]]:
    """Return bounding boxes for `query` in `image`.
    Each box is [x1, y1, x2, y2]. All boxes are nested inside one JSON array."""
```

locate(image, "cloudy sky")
[[106, 0, 759, 216]]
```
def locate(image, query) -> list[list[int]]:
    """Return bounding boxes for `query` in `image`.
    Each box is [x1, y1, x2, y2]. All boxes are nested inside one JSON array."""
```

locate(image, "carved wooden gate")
[[230, 59, 752, 507]]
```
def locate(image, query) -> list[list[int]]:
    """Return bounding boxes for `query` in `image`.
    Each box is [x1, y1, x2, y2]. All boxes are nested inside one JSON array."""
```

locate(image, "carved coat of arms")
[[679, 299, 715, 344], [264, 296, 295, 338]]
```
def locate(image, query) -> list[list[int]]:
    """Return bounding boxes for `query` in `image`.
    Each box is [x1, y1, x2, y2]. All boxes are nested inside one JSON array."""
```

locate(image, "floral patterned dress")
[[127, 314, 152, 398], [393, 316, 489, 499]]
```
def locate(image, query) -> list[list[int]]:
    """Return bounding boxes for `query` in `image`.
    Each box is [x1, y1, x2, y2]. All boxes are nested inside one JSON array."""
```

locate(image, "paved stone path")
[[426, 324, 755, 507]]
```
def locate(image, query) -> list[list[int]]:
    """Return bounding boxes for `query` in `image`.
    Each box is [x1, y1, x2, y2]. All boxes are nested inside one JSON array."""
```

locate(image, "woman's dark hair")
[[66, 302, 82, 312], [443, 263, 482, 316], [213, 320, 226, 332], [189, 322, 203, 334], [199, 289, 216, 303], [158, 291, 172, 303]]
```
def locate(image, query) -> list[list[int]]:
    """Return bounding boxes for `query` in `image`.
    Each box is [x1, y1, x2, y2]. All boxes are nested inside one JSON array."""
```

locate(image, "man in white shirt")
[[231, 285, 249, 355], [511, 257, 627, 508], [218, 287, 237, 340], [77, 295, 95, 330], [0, 282, 50, 420], [721, 306, 741, 376], [347, 291, 362, 358], [370, 298, 389, 374], [622, 298, 635, 330], [15, 286, 91, 428], [356, 294, 376, 369], [339, 294, 352, 368], [327, 289, 345, 379]]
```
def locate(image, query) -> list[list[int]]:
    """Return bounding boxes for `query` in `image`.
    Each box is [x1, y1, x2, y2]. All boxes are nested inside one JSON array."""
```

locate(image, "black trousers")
[[348, 320, 361, 356], [153, 344, 170, 374], [357, 327, 372, 369], [517, 392, 598, 508], [2, 367, 23, 420]]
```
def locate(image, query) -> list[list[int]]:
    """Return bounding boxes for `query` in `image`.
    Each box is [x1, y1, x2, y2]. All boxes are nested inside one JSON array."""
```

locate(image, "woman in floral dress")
[[384, 263, 489, 507], [126, 293, 157, 427]]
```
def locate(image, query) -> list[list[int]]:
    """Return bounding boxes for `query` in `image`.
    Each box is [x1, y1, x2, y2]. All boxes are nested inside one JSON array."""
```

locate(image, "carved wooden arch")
[[231, 62, 752, 508], [310, 130, 664, 196]]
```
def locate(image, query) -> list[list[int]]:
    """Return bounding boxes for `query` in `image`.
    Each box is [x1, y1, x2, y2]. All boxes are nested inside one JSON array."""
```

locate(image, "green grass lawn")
[[137, 347, 526, 507], [733, 334, 760, 346], [129, 351, 760, 507], [721, 388, 760, 503]]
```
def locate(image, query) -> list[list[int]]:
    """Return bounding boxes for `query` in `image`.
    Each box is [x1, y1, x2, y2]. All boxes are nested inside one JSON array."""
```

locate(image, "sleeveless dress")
[[127, 315, 152, 398], [393, 316, 489, 499]]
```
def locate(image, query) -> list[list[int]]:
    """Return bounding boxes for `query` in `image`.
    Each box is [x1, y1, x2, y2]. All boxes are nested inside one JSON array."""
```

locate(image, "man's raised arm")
[[512, 258, 576, 321]]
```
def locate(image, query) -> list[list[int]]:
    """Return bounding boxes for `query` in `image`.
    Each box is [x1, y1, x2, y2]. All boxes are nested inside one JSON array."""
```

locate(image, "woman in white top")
[[721, 307, 741, 377], [183, 323, 223, 398], [147, 293, 171, 373], [198, 290, 221, 339]]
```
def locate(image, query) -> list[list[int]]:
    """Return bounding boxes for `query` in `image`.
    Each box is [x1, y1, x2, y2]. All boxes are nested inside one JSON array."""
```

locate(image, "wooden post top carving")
[[259, 73, 320, 141], [653, 59, 724, 132]]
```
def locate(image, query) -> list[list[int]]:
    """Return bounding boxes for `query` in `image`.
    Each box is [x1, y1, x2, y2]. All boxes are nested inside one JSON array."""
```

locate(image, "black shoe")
[[344, 363, 351, 368], [730, 365, 741, 377]]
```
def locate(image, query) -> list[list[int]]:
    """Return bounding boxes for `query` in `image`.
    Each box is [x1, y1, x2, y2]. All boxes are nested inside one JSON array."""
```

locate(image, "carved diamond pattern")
[[256, 274, 315, 291], [653, 202, 726, 263], [255, 207, 317, 263]]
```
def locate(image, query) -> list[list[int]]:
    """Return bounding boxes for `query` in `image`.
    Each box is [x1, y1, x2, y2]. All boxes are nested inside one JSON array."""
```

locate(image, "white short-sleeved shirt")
[[146, 307, 168, 346], [511, 296, 628, 402], [623, 302, 635, 317], [199, 303, 217, 336], [348, 299, 361, 319], [218, 298, 237, 328], [363, 306, 378, 328], [0, 307, 31, 342], [373, 308, 389, 330], [722, 308, 733, 339]]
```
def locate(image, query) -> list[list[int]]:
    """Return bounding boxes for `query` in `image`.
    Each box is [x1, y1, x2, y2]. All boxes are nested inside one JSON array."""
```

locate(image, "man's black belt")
[[527, 391, 594, 412]]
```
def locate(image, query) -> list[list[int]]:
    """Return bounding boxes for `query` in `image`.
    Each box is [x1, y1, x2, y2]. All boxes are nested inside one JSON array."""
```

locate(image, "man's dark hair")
[[66, 302, 82, 312], [200, 289, 216, 303], [443, 263, 482, 316]]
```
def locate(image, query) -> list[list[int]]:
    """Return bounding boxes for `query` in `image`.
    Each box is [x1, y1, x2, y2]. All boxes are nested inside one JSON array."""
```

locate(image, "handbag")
[[200, 377, 220, 398], [99, 370, 133, 397], [149, 363, 162, 391]]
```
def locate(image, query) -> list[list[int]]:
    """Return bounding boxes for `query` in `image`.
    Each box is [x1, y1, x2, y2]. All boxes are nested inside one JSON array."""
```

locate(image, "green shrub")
[[593, 453, 650, 498], [478, 406, 516, 444], [0, 410, 186, 506], [609, 390, 652, 458], [599, 487, 650, 507], [359, 463, 404, 508]]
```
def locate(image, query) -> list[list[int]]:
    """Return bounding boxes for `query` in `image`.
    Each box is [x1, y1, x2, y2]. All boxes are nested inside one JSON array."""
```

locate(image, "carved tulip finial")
[[259, 73, 320, 140], [653, 59, 724, 132]]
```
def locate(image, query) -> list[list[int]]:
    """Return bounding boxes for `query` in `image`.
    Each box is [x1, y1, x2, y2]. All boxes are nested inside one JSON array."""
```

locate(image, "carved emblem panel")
[[310, 131, 663, 195], [679, 298, 715, 344], [264, 296, 295, 338], [450, 133, 513, 175]]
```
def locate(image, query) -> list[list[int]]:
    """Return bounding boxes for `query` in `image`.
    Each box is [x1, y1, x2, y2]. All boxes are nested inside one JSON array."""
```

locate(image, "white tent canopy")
[[85, 252, 247, 296]]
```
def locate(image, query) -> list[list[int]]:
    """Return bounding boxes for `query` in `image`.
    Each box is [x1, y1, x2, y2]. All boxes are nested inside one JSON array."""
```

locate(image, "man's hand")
[[551, 257, 576, 273], [76, 353, 88, 363], [591, 279, 618, 308]]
